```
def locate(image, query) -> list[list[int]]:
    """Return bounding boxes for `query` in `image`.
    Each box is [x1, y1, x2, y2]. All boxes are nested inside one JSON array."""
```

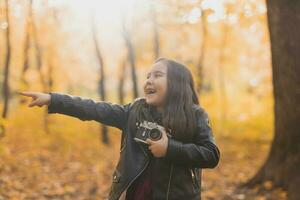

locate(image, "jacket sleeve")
[[165, 107, 220, 168], [47, 92, 131, 130]]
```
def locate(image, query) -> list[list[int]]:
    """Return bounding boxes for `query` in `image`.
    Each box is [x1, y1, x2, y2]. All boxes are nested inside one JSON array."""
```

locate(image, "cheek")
[[160, 87, 167, 98], [157, 80, 168, 98]]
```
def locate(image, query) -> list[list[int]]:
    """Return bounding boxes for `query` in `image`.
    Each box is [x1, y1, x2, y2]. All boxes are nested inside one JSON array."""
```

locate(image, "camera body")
[[134, 120, 172, 144]]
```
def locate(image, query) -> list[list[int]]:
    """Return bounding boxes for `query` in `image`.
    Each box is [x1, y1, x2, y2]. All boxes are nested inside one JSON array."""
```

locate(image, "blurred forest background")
[[0, 0, 299, 199]]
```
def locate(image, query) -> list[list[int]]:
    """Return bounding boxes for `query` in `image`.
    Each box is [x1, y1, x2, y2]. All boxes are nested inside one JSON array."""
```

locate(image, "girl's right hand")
[[17, 91, 51, 107]]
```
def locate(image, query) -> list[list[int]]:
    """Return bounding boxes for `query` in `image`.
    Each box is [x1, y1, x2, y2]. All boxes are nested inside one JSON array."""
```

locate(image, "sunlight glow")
[[201, 0, 226, 22], [1, 22, 8, 30], [182, 7, 202, 24], [48, 0, 148, 28]]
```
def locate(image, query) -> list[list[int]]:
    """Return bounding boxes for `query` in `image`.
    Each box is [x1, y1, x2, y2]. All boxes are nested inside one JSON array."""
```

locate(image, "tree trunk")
[[46, 50, 54, 93], [2, 0, 11, 120], [91, 14, 109, 145], [150, 2, 160, 60], [118, 58, 127, 105], [31, 0, 46, 92], [217, 9, 229, 123], [122, 19, 139, 99], [20, 0, 32, 100], [30, 0, 50, 133], [43, 45, 55, 135], [196, 7, 207, 96], [243, 1, 300, 200]]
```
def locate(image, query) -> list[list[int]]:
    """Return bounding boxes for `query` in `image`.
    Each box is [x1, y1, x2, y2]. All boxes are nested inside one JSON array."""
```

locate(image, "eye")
[[155, 73, 163, 78]]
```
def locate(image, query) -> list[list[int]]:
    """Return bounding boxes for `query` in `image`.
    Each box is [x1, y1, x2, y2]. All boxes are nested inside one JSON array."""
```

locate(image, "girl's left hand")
[[146, 126, 169, 158]]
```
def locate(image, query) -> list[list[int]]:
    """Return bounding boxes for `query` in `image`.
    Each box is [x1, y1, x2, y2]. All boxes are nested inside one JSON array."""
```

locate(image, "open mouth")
[[145, 88, 157, 95]]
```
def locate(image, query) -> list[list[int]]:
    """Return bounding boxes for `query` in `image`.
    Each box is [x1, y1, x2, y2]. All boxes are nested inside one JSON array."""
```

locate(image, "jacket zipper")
[[190, 168, 198, 191], [166, 164, 174, 200], [117, 142, 149, 200]]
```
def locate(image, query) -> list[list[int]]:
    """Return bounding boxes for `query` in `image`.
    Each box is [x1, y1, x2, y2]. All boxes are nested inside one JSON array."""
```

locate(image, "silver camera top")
[[135, 120, 173, 138], [136, 120, 161, 130]]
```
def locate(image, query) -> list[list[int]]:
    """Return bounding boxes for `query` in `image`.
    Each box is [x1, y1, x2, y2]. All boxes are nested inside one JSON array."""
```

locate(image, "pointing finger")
[[18, 91, 35, 98]]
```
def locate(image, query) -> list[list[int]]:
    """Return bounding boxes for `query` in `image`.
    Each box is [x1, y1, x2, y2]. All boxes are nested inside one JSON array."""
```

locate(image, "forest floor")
[[0, 106, 286, 200], [202, 134, 286, 200]]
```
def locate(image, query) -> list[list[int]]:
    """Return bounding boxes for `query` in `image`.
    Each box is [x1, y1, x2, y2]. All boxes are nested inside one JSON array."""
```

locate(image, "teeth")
[[146, 89, 156, 94]]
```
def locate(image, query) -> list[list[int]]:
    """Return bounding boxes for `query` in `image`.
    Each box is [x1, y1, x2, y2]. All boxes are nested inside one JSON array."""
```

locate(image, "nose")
[[145, 76, 154, 85], [144, 78, 153, 92]]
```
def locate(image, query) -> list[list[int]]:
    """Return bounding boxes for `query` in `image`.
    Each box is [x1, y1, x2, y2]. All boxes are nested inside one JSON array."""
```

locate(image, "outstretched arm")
[[18, 91, 132, 130], [47, 92, 131, 130]]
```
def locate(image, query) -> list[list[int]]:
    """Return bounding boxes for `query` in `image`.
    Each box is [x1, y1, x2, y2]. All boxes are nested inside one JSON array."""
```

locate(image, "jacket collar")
[[149, 105, 163, 124]]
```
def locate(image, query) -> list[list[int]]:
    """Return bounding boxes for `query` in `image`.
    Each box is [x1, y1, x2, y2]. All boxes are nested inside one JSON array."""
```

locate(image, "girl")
[[18, 57, 220, 200]]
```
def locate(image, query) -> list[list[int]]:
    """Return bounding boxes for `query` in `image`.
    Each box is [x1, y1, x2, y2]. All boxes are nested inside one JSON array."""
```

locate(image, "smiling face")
[[143, 61, 168, 111]]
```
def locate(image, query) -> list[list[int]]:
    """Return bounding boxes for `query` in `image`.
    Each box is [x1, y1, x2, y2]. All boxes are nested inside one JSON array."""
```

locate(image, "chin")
[[145, 98, 157, 106]]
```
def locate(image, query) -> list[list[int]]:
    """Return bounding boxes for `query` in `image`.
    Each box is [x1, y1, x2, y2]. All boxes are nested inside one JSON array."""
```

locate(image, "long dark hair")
[[128, 57, 200, 142]]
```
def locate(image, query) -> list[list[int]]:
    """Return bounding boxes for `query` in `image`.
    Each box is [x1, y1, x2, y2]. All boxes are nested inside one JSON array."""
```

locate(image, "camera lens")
[[149, 128, 162, 141]]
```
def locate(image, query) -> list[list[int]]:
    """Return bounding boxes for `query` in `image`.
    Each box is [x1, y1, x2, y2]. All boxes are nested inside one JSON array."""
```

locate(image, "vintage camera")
[[134, 120, 172, 144], [134, 120, 162, 144]]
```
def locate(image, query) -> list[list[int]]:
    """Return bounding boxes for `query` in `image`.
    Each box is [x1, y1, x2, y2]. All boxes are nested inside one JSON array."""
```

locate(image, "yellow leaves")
[[263, 180, 273, 190], [255, 196, 267, 200], [0, 145, 10, 156], [0, 118, 8, 137], [0, 118, 8, 127], [76, 174, 88, 182], [64, 185, 76, 193], [279, 189, 287, 199], [0, 107, 122, 199]]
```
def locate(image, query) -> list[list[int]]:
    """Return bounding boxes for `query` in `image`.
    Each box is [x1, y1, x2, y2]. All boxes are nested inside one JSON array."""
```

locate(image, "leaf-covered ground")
[[0, 105, 286, 200]]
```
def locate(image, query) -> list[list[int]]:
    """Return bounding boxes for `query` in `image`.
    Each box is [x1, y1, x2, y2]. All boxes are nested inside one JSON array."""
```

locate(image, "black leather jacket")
[[47, 92, 220, 200]]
